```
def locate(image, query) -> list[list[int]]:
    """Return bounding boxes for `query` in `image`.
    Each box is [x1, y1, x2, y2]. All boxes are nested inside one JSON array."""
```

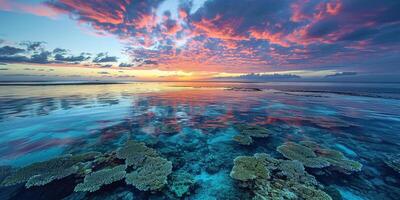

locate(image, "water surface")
[[0, 82, 399, 200]]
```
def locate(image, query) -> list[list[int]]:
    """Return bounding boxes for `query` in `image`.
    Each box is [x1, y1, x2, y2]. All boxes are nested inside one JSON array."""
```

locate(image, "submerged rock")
[[277, 141, 362, 174], [74, 165, 127, 192], [125, 156, 172, 191], [230, 153, 332, 200], [1, 152, 100, 188]]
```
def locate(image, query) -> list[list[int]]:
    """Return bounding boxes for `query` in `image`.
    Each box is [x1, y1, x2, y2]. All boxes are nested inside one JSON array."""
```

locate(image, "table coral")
[[277, 141, 362, 173], [116, 140, 158, 168], [232, 124, 270, 145], [125, 156, 172, 191], [169, 171, 195, 197], [230, 153, 332, 200], [1, 152, 99, 188], [74, 165, 127, 192], [230, 154, 270, 181], [277, 142, 330, 168]]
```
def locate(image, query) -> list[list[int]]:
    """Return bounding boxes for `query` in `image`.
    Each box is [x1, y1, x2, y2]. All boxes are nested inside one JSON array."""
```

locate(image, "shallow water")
[[0, 82, 399, 200]]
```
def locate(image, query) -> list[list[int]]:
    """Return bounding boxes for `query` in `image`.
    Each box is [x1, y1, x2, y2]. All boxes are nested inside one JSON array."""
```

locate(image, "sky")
[[0, 0, 399, 82]]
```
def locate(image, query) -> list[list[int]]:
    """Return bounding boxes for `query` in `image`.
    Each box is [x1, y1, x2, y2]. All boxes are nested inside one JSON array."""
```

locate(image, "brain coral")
[[116, 140, 158, 168], [230, 154, 270, 181], [1, 152, 100, 188], [125, 156, 172, 191], [74, 165, 127, 192]]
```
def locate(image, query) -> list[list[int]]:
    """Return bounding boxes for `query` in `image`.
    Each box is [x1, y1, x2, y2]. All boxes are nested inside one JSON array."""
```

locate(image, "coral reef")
[[230, 153, 332, 200], [230, 154, 270, 181], [0, 166, 13, 183], [277, 142, 330, 168], [116, 140, 158, 168], [384, 154, 400, 174], [233, 134, 253, 145], [1, 152, 100, 188], [125, 156, 172, 191], [233, 124, 270, 145], [169, 171, 195, 197], [277, 141, 362, 173], [74, 165, 127, 192]]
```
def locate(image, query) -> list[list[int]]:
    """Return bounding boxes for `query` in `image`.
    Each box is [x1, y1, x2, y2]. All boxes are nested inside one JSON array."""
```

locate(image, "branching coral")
[[277, 141, 362, 173], [1, 152, 100, 188], [74, 165, 127, 192], [169, 171, 195, 197], [116, 140, 158, 168], [232, 124, 270, 145], [230, 154, 270, 181], [125, 156, 172, 191]]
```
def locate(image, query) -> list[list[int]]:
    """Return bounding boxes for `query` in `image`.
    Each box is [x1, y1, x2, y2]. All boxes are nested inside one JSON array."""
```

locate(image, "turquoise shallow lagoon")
[[0, 82, 399, 200]]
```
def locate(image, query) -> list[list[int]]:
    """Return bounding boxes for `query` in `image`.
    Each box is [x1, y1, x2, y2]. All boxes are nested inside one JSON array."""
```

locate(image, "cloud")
[[325, 72, 357, 78], [0, 46, 25, 55], [93, 53, 117, 63], [214, 73, 301, 82], [119, 63, 134, 68], [54, 52, 90, 62], [0, 42, 93, 65]]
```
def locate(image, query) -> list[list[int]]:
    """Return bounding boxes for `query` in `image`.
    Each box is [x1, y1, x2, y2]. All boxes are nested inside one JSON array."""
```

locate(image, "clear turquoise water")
[[0, 82, 399, 199]]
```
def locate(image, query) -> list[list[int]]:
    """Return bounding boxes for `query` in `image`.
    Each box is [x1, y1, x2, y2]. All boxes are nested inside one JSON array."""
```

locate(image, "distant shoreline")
[[0, 80, 399, 86]]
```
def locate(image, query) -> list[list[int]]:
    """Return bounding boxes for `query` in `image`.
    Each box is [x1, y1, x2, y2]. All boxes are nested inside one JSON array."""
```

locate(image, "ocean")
[[0, 82, 399, 200]]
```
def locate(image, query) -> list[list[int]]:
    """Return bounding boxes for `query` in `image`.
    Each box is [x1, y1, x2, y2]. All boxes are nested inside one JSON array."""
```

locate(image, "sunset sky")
[[0, 0, 399, 82]]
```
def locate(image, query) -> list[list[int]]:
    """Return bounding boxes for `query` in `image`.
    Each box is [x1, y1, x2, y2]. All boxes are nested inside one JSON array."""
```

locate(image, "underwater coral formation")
[[277, 141, 362, 174], [125, 156, 172, 191], [74, 165, 127, 192], [169, 171, 195, 197], [230, 154, 270, 181], [233, 124, 270, 145], [1, 152, 100, 188], [230, 153, 332, 200], [277, 142, 330, 168], [384, 154, 400, 174], [116, 140, 158, 168]]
